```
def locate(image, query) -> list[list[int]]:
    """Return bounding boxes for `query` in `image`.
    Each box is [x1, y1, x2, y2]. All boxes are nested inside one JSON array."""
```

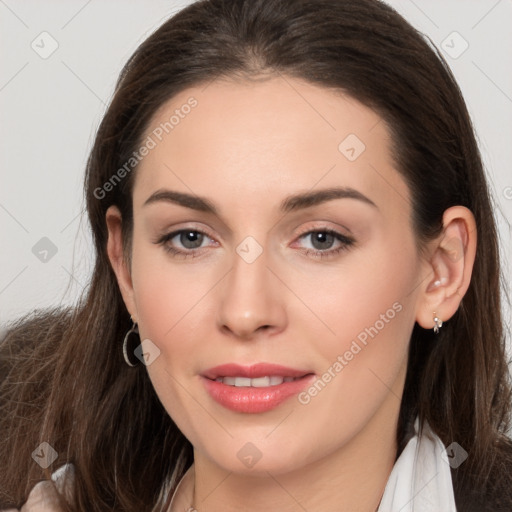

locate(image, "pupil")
[[312, 232, 334, 250]]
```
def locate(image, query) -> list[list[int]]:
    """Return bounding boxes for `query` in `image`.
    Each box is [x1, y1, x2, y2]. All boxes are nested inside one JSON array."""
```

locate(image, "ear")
[[415, 206, 477, 330], [106, 205, 138, 322]]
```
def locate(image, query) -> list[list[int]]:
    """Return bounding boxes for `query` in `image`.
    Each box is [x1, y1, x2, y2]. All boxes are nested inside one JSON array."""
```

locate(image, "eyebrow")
[[143, 186, 377, 214]]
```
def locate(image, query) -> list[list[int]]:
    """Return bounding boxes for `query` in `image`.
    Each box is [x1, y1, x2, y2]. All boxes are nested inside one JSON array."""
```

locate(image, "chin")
[[198, 436, 318, 477]]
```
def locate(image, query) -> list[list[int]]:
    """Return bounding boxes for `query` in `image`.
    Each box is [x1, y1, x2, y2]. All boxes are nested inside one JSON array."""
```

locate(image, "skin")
[[106, 76, 476, 511]]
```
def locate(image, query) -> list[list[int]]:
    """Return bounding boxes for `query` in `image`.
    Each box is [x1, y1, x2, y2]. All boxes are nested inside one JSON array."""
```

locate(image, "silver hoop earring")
[[123, 320, 140, 367], [433, 312, 443, 334]]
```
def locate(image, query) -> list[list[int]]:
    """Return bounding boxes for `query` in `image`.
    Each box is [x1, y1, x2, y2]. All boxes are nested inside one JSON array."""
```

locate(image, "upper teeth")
[[215, 376, 297, 387]]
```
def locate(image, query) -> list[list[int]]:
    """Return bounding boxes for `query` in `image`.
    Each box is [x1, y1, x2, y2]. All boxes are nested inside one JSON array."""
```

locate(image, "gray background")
[[1, 1, 511, 361]]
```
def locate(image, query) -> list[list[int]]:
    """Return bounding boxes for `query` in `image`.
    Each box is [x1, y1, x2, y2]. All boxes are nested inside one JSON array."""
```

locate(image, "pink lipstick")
[[201, 363, 315, 413]]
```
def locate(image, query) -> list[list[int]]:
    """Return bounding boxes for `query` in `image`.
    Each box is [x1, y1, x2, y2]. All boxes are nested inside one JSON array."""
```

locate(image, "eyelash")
[[296, 228, 355, 259], [155, 228, 355, 260]]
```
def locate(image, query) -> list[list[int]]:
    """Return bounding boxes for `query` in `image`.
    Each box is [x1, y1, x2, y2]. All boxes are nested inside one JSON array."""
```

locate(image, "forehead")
[[133, 76, 410, 222]]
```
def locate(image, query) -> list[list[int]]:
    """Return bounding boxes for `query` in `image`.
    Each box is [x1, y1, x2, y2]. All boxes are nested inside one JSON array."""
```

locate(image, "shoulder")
[[453, 435, 512, 512], [0, 308, 72, 375], [20, 481, 61, 512], [485, 439, 512, 510], [0, 310, 73, 507], [0, 308, 71, 349], [0, 482, 60, 512], [0, 464, 75, 512]]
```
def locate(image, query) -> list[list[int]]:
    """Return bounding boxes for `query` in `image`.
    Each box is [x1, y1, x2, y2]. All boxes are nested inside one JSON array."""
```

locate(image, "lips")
[[201, 363, 315, 413], [201, 362, 311, 380]]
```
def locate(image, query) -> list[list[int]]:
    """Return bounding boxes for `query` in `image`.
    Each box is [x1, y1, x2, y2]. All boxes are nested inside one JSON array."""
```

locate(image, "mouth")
[[210, 375, 304, 387], [201, 363, 315, 413]]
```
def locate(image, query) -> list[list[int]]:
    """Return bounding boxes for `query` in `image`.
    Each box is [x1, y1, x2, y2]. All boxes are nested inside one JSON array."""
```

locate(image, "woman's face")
[[117, 77, 429, 474]]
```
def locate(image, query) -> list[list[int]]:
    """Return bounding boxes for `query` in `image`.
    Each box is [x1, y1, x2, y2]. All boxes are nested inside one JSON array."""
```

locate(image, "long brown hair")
[[1, 0, 511, 510]]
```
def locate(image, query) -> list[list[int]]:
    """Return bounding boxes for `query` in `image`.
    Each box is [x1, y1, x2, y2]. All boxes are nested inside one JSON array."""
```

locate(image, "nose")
[[216, 244, 287, 340]]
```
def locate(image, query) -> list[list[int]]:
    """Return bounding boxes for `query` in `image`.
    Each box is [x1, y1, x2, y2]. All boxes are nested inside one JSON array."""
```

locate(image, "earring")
[[433, 312, 443, 334], [123, 319, 141, 367]]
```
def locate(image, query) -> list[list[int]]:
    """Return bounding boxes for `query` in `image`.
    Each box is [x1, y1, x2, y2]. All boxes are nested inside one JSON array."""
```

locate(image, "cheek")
[[128, 245, 215, 437], [128, 238, 219, 406], [295, 230, 417, 344], [291, 235, 419, 422], [130, 235, 213, 343]]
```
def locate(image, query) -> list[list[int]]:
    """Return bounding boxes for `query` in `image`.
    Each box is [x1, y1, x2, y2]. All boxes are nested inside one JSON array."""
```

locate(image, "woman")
[[1, 0, 511, 510]]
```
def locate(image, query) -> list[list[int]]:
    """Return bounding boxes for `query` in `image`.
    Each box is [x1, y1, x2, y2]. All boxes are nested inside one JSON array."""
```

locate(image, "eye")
[[155, 229, 215, 258], [173, 230, 207, 249], [295, 229, 355, 259], [155, 227, 355, 260]]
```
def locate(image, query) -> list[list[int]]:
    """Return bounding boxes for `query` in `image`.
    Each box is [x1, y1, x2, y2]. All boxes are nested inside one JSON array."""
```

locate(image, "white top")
[[3, 418, 457, 512], [377, 417, 457, 511]]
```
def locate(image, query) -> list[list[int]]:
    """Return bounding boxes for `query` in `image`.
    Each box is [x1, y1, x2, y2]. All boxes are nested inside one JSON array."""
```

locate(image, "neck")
[[173, 400, 399, 512]]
